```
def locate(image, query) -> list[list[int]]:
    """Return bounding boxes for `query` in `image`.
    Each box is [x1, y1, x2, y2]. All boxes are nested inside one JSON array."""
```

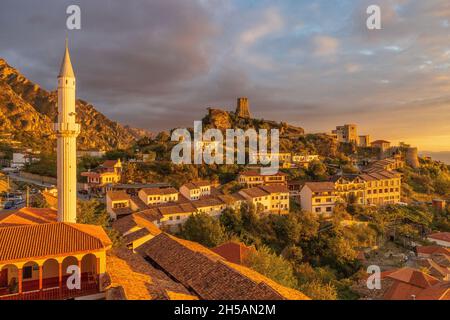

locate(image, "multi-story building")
[[292, 154, 320, 168], [371, 140, 391, 153], [359, 170, 402, 205], [81, 159, 122, 193], [300, 182, 337, 215], [180, 181, 212, 200], [239, 185, 290, 214], [237, 170, 287, 187], [332, 124, 358, 144], [358, 135, 371, 147], [138, 187, 179, 206], [364, 156, 404, 173], [300, 169, 403, 214], [332, 175, 366, 205]]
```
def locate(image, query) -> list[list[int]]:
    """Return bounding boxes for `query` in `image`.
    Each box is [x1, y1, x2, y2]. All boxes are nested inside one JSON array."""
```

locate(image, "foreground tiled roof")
[[0, 207, 57, 228], [139, 233, 309, 300], [0, 222, 111, 263], [106, 248, 197, 300]]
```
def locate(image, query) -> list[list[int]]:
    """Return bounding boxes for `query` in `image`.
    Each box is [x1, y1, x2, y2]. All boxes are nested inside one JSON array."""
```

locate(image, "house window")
[[326, 207, 332, 212], [315, 207, 321, 213]]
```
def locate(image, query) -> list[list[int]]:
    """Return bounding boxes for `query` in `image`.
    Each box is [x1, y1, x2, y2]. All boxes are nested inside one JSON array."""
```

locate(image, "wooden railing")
[[0, 274, 99, 300]]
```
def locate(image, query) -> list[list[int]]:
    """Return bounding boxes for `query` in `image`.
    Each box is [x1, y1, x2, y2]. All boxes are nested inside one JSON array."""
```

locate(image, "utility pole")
[[26, 185, 30, 207]]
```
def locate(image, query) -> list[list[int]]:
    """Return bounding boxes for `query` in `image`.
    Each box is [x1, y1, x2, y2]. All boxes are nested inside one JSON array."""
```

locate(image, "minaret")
[[54, 40, 80, 223]]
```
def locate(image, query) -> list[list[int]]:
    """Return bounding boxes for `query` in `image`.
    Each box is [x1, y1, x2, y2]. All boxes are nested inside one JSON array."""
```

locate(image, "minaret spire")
[[54, 39, 80, 223], [59, 38, 75, 78]]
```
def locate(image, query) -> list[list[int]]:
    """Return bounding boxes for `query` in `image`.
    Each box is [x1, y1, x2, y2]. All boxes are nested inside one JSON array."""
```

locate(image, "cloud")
[[1, 0, 450, 151], [239, 8, 284, 47], [313, 36, 339, 57]]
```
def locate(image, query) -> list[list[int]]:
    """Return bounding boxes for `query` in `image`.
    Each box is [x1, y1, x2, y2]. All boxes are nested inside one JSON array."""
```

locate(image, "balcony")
[[0, 274, 99, 300]]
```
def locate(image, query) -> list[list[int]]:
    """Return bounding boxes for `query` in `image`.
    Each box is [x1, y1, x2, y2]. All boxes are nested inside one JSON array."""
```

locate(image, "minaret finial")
[[59, 38, 75, 78]]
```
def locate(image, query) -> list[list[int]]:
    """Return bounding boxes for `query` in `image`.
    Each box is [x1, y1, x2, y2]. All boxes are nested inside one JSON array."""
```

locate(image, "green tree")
[[181, 213, 227, 247], [243, 245, 298, 289]]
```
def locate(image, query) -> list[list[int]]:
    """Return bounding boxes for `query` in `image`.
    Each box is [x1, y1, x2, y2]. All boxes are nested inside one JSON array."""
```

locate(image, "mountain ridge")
[[0, 58, 151, 152]]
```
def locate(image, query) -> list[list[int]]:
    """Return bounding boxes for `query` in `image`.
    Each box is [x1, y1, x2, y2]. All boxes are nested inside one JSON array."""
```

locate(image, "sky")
[[1, 0, 450, 152]]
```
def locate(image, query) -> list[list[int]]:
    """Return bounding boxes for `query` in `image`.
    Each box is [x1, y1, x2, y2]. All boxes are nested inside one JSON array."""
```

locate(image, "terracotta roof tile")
[[304, 182, 335, 192], [107, 191, 130, 202], [416, 246, 450, 256], [140, 187, 178, 196], [0, 223, 111, 263], [212, 241, 254, 264], [240, 187, 270, 198], [0, 207, 57, 228], [106, 248, 196, 300], [428, 232, 450, 243], [139, 233, 309, 300]]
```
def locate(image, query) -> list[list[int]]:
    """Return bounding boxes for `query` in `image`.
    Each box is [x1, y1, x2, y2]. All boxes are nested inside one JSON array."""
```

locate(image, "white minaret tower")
[[54, 40, 80, 223]]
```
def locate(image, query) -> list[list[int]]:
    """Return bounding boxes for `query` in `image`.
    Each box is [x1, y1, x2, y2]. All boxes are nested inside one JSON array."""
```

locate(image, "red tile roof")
[[0, 207, 57, 228], [304, 182, 335, 192], [428, 232, 450, 243], [212, 241, 254, 264], [239, 170, 287, 177], [140, 187, 178, 196], [415, 282, 450, 300], [386, 267, 440, 289], [107, 191, 130, 202], [259, 185, 289, 194], [0, 222, 111, 263], [139, 233, 309, 300], [416, 246, 450, 256], [102, 159, 120, 168]]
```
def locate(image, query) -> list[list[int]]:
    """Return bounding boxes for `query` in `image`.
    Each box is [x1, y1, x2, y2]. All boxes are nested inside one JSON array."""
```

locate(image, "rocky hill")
[[201, 108, 339, 157], [203, 108, 305, 136], [0, 58, 147, 152]]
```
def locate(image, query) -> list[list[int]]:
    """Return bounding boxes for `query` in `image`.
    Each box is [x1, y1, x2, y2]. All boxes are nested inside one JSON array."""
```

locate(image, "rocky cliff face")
[[0, 58, 146, 151]]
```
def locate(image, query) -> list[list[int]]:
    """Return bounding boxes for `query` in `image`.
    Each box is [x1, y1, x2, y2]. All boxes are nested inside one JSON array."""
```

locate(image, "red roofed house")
[[0, 222, 112, 300], [81, 159, 122, 193], [381, 268, 448, 300], [212, 241, 254, 265], [427, 232, 450, 248], [237, 170, 287, 188], [0, 44, 113, 301], [371, 140, 391, 153]]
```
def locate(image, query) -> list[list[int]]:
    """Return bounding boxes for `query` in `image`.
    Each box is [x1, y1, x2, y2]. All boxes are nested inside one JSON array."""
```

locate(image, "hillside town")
[[0, 41, 449, 302]]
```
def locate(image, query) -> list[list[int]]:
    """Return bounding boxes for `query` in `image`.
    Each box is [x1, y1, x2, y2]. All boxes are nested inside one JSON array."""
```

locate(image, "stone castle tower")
[[405, 147, 420, 169], [235, 97, 251, 118], [53, 40, 80, 223]]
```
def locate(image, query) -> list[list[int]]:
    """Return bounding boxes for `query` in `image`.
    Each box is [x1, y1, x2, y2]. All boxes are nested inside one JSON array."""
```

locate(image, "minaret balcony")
[[53, 123, 81, 135]]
